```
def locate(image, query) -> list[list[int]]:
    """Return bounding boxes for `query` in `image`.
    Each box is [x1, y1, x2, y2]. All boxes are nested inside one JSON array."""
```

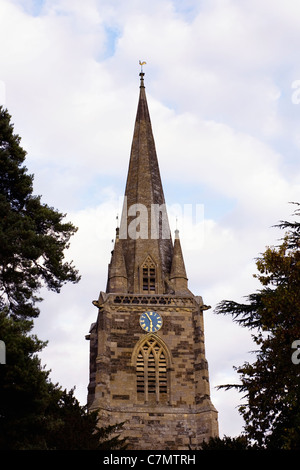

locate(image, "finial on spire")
[[139, 60, 146, 87], [139, 60, 146, 72]]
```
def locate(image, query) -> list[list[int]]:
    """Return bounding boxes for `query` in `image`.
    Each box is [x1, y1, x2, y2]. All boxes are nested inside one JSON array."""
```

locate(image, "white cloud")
[[2, 0, 300, 439]]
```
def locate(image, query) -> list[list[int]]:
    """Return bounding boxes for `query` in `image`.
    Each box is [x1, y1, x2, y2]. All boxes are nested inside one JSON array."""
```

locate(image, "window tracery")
[[136, 336, 169, 404]]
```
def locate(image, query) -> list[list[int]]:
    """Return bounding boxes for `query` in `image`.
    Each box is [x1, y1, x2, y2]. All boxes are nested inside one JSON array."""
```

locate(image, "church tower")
[[87, 69, 218, 450]]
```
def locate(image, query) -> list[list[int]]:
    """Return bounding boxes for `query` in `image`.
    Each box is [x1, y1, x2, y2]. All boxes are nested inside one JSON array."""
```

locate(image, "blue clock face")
[[140, 311, 162, 333]]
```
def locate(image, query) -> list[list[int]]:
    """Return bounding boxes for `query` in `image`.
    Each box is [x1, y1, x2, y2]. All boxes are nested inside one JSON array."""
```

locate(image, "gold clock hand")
[[145, 313, 152, 324]]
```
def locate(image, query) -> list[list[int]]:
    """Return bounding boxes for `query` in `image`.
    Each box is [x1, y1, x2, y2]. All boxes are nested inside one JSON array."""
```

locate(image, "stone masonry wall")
[[89, 294, 218, 449]]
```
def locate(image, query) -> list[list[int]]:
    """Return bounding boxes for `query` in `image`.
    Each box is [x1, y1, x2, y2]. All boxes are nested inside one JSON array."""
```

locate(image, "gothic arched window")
[[141, 256, 156, 293], [136, 336, 169, 404]]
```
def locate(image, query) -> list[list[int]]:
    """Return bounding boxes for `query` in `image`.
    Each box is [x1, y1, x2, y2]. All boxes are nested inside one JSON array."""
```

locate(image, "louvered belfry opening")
[[141, 256, 156, 294], [136, 337, 168, 404]]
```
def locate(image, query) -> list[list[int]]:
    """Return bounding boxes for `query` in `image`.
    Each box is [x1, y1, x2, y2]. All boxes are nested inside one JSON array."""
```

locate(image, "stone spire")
[[170, 229, 189, 294], [107, 227, 128, 293], [117, 69, 173, 294]]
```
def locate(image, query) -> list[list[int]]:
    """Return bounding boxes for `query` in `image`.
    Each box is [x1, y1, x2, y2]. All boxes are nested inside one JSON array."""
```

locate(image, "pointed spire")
[[118, 67, 173, 293], [170, 229, 189, 294], [107, 227, 128, 293]]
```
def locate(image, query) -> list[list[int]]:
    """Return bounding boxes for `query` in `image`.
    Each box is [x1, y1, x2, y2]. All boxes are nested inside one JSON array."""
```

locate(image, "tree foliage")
[[215, 204, 300, 449], [0, 309, 127, 450], [200, 435, 253, 450], [0, 107, 126, 450], [0, 106, 80, 319]]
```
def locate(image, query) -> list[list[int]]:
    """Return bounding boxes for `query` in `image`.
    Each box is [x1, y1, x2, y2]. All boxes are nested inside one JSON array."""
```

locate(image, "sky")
[[1, 0, 300, 439]]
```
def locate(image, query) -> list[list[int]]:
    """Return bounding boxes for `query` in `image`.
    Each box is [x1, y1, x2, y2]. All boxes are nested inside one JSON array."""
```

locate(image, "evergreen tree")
[[0, 107, 127, 449], [0, 308, 50, 449], [215, 204, 300, 449], [200, 435, 253, 450], [0, 106, 80, 319], [0, 308, 127, 450]]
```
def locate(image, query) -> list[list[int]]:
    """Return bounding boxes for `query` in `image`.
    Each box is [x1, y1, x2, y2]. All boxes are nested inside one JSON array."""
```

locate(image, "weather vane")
[[139, 60, 146, 73]]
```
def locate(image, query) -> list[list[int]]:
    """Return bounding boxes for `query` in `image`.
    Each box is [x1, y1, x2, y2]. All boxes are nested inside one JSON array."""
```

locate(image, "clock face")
[[139, 311, 162, 333]]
